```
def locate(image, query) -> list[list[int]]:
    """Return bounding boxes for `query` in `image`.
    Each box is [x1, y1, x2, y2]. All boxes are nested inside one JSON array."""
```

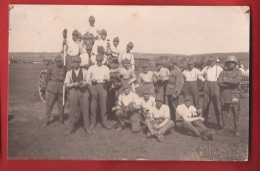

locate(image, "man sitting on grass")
[[175, 95, 215, 140]]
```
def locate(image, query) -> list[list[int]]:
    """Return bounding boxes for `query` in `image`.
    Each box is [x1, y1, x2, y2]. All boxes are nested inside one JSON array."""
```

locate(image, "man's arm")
[[45, 66, 52, 85], [197, 69, 205, 82], [222, 70, 242, 85], [158, 106, 170, 128], [175, 71, 184, 96]]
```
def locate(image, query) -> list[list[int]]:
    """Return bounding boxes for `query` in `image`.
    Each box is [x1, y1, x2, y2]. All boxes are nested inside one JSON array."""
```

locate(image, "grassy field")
[[8, 64, 249, 160]]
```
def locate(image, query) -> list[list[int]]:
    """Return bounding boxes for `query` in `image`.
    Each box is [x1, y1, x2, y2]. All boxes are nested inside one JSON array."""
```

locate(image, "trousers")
[[176, 119, 206, 137], [115, 109, 142, 133], [145, 119, 174, 135], [166, 95, 179, 122], [183, 81, 200, 108], [221, 103, 238, 131], [45, 91, 64, 122], [203, 81, 221, 124]]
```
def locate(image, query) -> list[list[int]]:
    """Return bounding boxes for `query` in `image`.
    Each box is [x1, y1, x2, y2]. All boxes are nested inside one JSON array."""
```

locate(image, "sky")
[[9, 5, 250, 55]]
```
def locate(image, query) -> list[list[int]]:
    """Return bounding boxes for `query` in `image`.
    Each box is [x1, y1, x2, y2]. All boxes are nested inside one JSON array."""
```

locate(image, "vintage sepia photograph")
[[8, 5, 250, 160]]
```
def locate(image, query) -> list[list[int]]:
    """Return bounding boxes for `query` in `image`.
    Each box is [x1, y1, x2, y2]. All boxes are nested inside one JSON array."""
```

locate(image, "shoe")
[[59, 117, 64, 124], [64, 128, 75, 136], [89, 124, 96, 130], [202, 130, 215, 140], [84, 128, 93, 134], [103, 123, 112, 129], [116, 126, 125, 131], [146, 132, 152, 138], [156, 134, 165, 142]]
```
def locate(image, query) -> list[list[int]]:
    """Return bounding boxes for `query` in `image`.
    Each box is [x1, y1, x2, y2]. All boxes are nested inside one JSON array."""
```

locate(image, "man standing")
[[182, 60, 205, 108], [92, 29, 109, 55], [165, 60, 183, 122], [119, 42, 135, 71], [64, 56, 92, 135], [217, 55, 242, 136], [110, 37, 120, 59], [85, 15, 100, 40], [113, 83, 142, 133], [140, 88, 156, 119], [153, 61, 170, 103], [87, 54, 111, 130], [43, 55, 65, 127], [90, 46, 108, 65], [201, 57, 223, 127], [176, 95, 215, 140], [137, 63, 155, 96], [145, 94, 175, 142]]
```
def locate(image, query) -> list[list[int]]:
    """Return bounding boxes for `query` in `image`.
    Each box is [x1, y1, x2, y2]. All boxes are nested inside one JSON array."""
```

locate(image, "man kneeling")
[[175, 95, 215, 140], [112, 83, 142, 133], [145, 94, 174, 142]]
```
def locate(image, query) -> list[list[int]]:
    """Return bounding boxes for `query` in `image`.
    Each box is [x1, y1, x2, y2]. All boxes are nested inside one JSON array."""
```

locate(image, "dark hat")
[[111, 58, 119, 64], [100, 29, 107, 35], [89, 15, 95, 21], [155, 94, 164, 102], [127, 42, 134, 49], [72, 56, 81, 62], [184, 95, 192, 101], [156, 61, 162, 65], [187, 60, 194, 65], [86, 44, 93, 50], [88, 33, 94, 39], [142, 88, 150, 95], [97, 46, 105, 54], [122, 83, 131, 89], [72, 29, 79, 36], [122, 58, 130, 64], [55, 55, 62, 62], [113, 37, 119, 42], [96, 54, 104, 61]]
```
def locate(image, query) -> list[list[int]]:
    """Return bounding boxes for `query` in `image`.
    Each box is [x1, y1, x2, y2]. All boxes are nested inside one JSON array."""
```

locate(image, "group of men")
[[43, 15, 243, 142]]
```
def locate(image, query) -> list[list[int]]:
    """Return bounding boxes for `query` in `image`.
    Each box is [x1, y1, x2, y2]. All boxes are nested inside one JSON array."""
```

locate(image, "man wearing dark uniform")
[[217, 55, 242, 136], [43, 55, 65, 127]]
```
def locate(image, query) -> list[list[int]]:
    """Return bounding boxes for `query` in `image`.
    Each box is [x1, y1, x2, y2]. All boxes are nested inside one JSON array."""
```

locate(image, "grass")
[[8, 64, 249, 160]]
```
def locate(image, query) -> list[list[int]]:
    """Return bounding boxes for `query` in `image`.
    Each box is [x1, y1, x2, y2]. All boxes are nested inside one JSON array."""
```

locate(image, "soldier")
[[64, 56, 92, 135], [87, 53, 112, 130], [145, 94, 175, 142], [43, 55, 65, 127], [201, 57, 223, 127], [153, 61, 170, 103], [165, 60, 183, 122], [175, 95, 215, 140], [63, 29, 81, 72], [140, 89, 156, 124], [137, 63, 155, 96], [182, 60, 205, 108], [92, 29, 109, 63], [112, 83, 142, 133], [110, 37, 120, 59], [85, 15, 100, 40], [119, 42, 135, 71], [217, 55, 242, 136], [90, 46, 107, 65]]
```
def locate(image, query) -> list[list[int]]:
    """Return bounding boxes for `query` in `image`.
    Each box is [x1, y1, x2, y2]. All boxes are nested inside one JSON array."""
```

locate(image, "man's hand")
[[200, 117, 205, 122], [74, 82, 80, 87], [91, 78, 97, 83], [152, 123, 159, 130]]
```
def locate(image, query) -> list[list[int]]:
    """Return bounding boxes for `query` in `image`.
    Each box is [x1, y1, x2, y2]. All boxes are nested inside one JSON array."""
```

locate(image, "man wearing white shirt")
[[87, 54, 111, 130], [137, 63, 155, 96], [119, 42, 135, 71], [85, 15, 100, 40], [64, 56, 92, 136], [201, 57, 223, 126], [90, 46, 107, 65], [92, 29, 109, 64], [176, 95, 215, 140], [113, 83, 142, 133], [182, 60, 205, 108], [110, 37, 120, 59], [140, 88, 156, 115], [145, 94, 174, 142]]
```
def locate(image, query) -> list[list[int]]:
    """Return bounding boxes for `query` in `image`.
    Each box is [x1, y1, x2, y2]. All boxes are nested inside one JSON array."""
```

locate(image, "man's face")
[[101, 34, 106, 40], [123, 88, 130, 95], [113, 41, 119, 47], [123, 63, 130, 69], [156, 101, 163, 108], [72, 34, 78, 41], [89, 20, 95, 27], [143, 94, 150, 101], [86, 49, 92, 55], [188, 64, 194, 70], [96, 59, 103, 66], [126, 46, 131, 53], [143, 67, 148, 73], [73, 60, 80, 69], [209, 61, 216, 67], [89, 39, 94, 44], [185, 99, 191, 107], [156, 64, 162, 70], [83, 38, 88, 45], [56, 61, 63, 68], [226, 61, 236, 69], [110, 63, 119, 69]]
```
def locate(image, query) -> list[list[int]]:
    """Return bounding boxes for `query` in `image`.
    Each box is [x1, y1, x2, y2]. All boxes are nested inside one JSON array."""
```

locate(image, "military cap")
[[142, 88, 150, 95], [97, 46, 105, 54], [77, 32, 82, 39], [96, 54, 104, 61], [89, 15, 95, 21], [72, 56, 81, 62], [226, 55, 238, 64], [86, 44, 93, 50], [208, 57, 217, 62], [155, 94, 164, 102], [187, 60, 194, 65], [122, 58, 131, 64], [113, 37, 119, 42], [72, 29, 79, 36], [127, 42, 134, 49], [55, 55, 62, 62], [88, 33, 94, 39], [122, 83, 131, 89], [100, 29, 107, 35], [184, 95, 192, 101]]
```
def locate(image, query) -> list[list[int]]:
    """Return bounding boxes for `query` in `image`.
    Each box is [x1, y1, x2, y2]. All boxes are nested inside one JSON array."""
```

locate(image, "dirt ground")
[[8, 64, 249, 160]]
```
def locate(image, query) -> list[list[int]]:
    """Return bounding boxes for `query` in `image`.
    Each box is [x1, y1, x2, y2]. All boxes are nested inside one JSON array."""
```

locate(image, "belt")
[[143, 82, 153, 85], [50, 79, 64, 82]]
